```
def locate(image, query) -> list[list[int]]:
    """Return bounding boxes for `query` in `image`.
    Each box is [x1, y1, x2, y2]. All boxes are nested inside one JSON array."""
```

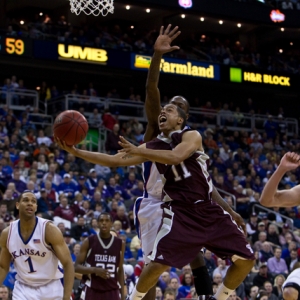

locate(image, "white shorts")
[[134, 197, 163, 264], [13, 279, 64, 300]]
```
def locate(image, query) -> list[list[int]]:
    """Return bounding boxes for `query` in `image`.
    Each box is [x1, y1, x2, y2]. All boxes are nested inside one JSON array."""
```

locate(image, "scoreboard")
[[0, 36, 33, 57]]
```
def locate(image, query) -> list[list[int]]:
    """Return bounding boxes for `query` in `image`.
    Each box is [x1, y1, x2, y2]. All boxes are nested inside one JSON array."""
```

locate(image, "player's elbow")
[[170, 154, 183, 165], [259, 196, 274, 207]]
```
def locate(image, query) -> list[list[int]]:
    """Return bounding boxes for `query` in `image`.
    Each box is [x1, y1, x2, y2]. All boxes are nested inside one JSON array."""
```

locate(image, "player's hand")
[[54, 136, 76, 155], [154, 24, 181, 54], [278, 152, 300, 172], [231, 211, 247, 237], [93, 267, 111, 279], [118, 136, 140, 158]]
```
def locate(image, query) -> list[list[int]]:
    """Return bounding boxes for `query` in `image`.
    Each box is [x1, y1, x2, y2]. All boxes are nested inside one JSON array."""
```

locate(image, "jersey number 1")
[[25, 257, 36, 273], [171, 162, 191, 181]]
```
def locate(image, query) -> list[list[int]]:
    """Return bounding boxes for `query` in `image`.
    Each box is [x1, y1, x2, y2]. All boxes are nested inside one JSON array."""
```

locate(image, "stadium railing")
[[252, 203, 294, 230], [0, 87, 39, 112]]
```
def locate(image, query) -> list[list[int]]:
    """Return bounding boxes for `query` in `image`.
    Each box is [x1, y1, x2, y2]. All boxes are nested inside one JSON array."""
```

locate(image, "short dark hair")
[[97, 212, 113, 222], [19, 191, 36, 202]]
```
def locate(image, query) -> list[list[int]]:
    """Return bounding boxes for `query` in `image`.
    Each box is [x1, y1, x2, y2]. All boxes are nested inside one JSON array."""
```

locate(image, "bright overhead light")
[[39, 12, 43, 16], [237, 23, 241, 27], [219, 20, 223, 25], [279, 49, 283, 53], [130, 25, 134, 29], [290, 42, 293, 46], [20, 20, 24, 25], [36, 86, 40, 90], [146, 8, 150, 13], [181, 14, 185, 19], [125, 5, 130, 10], [200, 17, 204, 21], [281, 27, 284, 31]]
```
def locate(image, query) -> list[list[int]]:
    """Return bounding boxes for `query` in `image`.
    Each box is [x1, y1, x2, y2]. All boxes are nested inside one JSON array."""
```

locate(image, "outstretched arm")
[[45, 223, 74, 300], [0, 228, 11, 285], [260, 152, 300, 207], [144, 25, 181, 142], [119, 131, 201, 165], [55, 137, 146, 167]]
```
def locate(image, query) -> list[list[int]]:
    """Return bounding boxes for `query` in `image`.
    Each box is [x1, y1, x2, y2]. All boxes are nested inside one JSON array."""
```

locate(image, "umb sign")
[[58, 44, 108, 63], [179, 0, 193, 8], [132, 54, 220, 80]]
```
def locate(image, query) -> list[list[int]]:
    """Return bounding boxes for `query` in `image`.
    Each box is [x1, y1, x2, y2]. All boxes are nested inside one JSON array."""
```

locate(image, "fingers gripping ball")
[[53, 110, 88, 146]]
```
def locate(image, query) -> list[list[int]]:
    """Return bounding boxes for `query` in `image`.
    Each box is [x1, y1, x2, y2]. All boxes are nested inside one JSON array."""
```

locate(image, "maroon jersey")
[[146, 129, 213, 204], [85, 234, 122, 291]]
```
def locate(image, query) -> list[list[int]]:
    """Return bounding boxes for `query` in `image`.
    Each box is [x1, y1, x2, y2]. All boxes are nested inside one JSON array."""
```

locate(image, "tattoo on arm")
[[122, 155, 133, 160]]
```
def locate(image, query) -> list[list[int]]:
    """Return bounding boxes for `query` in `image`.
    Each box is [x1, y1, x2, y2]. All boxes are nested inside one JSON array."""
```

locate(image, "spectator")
[[53, 195, 85, 223], [101, 109, 117, 130], [267, 247, 288, 276], [212, 258, 229, 279], [105, 123, 122, 154], [7, 168, 26, 193], [71, 216, 90, 241], [272, 275, 285, 299], [86, 168, 98, 191], [247, 212, 259, 236], [113, 206, 130, 233], [253, 263, 274, 288], [285, 248, 300, 272], [178, 272, 193, 298], [263, 281, 278, 300], [168, 277, 185, 300], [204, 249, 217, 279], [57, 173, 78, 199], [42, 163, 62, 186], [36, 129, 52, 147], [119, 230, 135, 263], [260, 242, 274, 263]]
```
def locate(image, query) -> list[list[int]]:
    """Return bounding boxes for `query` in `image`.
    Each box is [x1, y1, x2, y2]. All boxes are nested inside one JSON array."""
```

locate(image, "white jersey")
[[7, 217, 63, 287], [142, 161, 163, 201], [283, 268, 300, 289]]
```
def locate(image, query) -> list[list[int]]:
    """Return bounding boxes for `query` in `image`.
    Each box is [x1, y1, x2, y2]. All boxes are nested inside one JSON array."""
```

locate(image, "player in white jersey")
[[282, 263, 300, 300], [0, 191, 74, 300]]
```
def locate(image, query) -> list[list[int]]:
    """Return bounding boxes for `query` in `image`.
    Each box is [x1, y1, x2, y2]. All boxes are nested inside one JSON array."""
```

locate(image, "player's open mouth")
[[159, 116, 167, 124]]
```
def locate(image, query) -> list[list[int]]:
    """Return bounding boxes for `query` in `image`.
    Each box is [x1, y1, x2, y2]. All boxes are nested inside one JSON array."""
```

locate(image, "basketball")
[[53, 110, 88, 146]]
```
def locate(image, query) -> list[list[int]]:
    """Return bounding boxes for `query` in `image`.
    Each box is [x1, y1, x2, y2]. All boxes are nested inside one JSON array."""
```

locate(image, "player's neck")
[[161, 126, 181, 137], [100, 232, 111, 239], [19, 216, 37, 231]]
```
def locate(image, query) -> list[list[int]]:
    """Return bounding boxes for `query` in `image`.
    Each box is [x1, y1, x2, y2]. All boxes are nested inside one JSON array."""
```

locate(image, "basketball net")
[[69, 0, 114, 16]]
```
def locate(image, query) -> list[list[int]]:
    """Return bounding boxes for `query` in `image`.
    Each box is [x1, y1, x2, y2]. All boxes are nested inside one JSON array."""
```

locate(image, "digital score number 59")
[[6, 38, 24, 55]]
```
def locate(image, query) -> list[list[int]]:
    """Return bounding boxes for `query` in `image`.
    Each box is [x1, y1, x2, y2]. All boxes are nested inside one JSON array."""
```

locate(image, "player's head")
[[98, 213, 113, 235], [283, 284, 300, 300], [158, 104, 186, 133], [16, 191, 37, 217], [169, 96, 190, 119]]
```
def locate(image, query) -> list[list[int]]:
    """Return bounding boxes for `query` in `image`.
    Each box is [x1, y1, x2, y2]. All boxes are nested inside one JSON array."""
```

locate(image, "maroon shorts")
[[148, 201, 255, 268], [81, 285, 120, 300]]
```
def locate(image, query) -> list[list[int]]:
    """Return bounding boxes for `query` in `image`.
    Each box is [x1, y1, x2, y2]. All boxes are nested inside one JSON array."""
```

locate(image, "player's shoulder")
[[45, 221, 63, 242], [182, 129, 201, 138]]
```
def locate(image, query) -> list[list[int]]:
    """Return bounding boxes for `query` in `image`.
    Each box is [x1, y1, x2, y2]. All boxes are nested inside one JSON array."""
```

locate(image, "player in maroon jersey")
[[75, 213, 125, 300], [118, 104, 255, 300]]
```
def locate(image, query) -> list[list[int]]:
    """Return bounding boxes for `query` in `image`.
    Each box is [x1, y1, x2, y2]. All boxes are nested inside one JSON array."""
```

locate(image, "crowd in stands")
[[1, 73, 300, 298], [2, 11, 300, 74]]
